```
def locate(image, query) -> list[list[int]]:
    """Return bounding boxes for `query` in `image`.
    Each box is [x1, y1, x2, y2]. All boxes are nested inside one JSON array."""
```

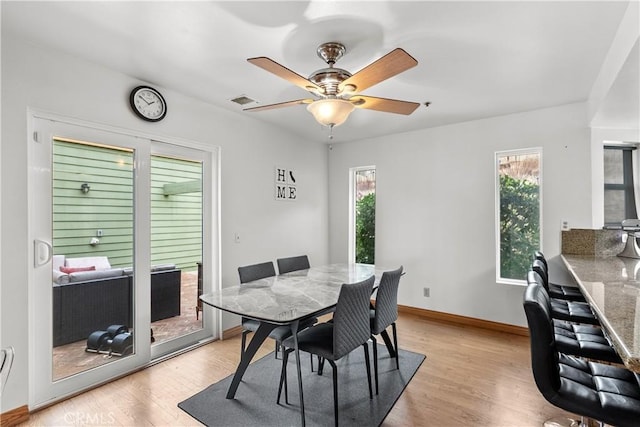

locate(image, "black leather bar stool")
[[527, 270, 599, 325], [533, 252, 586, 302], [523, 282, 640, 427], [528, 268, 620, 364], [553, 320, 622, 364]]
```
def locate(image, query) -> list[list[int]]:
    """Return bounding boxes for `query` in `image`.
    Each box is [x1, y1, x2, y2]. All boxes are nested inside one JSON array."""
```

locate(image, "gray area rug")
[[178, 344, 425, 426]]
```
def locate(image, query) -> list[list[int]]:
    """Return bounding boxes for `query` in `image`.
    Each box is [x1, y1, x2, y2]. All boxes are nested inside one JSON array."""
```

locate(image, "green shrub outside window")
[[499, 174, 540, 280], [355, 192, 375, 264], [497, 150, 541, 282]]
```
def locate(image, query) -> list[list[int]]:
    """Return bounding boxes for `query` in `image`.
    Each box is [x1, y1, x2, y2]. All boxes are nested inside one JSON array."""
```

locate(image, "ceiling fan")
[[244, 42, 420, 133]]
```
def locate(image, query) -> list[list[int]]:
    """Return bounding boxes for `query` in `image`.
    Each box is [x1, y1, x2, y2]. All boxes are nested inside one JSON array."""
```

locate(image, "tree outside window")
[[354, 168, 376, 264], [496, 150, 542, 283]]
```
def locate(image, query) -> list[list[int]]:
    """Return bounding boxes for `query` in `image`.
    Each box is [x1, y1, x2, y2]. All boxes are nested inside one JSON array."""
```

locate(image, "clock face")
[[130, 86, 167, 121]]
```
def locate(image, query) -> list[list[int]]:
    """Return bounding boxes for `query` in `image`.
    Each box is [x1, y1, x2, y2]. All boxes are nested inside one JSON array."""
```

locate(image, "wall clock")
[[129, 85, 167, 122]]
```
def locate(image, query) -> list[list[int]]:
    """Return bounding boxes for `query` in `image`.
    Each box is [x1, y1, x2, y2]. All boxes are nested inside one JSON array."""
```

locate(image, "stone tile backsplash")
[[561, 228, 625, 257]]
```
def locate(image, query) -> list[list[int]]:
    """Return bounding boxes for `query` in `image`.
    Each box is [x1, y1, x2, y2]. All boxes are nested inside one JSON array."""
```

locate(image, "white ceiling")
[[2, 1, 636, 143]]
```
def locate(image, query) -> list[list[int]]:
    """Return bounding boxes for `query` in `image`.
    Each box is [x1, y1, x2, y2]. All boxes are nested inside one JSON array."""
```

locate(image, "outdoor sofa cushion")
[[65, 256, 111, 270]]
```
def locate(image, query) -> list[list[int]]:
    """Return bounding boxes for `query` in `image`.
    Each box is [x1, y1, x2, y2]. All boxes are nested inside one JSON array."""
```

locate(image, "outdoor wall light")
[[80, 183, 90, 194]]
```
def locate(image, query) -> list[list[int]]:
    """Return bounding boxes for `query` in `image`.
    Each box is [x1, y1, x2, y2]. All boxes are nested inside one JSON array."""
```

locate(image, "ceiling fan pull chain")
[[328, 124, 334, 140]]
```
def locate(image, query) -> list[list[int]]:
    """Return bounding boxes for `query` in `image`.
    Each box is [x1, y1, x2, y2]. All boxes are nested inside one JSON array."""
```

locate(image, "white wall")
[[0, 35, 328, 413], [329, 102, 592, 326]]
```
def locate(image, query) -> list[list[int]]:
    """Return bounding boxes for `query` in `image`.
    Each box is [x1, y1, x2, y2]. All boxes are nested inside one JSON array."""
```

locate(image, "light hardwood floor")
[[21, 312, 575, 426]]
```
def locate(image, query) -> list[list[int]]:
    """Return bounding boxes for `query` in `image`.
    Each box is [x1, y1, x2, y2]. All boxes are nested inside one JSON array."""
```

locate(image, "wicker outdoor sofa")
[[52, 256, 181, 347]]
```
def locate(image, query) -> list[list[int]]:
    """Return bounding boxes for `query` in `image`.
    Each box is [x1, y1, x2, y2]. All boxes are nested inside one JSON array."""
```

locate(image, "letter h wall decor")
[[275, 167, 297, 201]]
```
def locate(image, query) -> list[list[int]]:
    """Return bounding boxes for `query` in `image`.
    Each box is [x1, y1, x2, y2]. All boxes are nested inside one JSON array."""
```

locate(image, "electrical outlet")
[[561, 220, 570, 231], [97, 229, 103, 237], [423, 287, 430, 297], [234, 233, 241, 244]]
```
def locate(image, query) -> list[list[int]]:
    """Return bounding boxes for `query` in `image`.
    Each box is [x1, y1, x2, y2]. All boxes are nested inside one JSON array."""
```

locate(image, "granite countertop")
[[561, 254, 640, 372]]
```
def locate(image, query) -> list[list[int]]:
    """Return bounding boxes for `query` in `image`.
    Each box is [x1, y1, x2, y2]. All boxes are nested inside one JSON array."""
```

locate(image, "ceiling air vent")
[[229, 95, 257, 106]]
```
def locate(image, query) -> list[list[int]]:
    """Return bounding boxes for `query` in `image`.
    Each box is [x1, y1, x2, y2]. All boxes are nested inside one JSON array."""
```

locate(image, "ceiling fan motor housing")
[[309, 42, 352, 96], [308, 67, 352, 96]]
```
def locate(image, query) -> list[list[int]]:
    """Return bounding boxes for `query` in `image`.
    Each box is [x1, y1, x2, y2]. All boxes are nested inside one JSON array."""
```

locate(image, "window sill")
[[496, 278, 527, 287]]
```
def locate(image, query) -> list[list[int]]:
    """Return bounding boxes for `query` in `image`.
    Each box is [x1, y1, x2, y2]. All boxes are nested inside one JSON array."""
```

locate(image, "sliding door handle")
[[34, 239, 53, 268]]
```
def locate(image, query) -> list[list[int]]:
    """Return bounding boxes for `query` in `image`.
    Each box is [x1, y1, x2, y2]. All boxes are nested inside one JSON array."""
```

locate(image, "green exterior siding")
[[151, 155, 203, 272], [52, 140, 202, 271]]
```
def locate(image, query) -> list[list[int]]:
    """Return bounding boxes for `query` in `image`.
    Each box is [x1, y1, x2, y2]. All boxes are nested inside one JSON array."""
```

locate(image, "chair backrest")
[[238, 261, 276, 284], [531, 259, 549, 290], [332, 276, 375, 360], [277, 255, 310, 274], [372, 266, 404, 335], [527, 269, 545, 289], [533, 250, 548, 270], [523, 282, 561, 399]]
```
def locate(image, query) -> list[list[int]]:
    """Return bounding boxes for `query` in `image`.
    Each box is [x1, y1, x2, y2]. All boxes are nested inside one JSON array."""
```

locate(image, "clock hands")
[[138, 95, 156, 106]]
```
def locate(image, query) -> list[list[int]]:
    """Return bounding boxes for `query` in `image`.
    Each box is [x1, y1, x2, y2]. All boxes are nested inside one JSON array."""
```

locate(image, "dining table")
[[199, 263, 392, 426], [561, 254, 640, 373]]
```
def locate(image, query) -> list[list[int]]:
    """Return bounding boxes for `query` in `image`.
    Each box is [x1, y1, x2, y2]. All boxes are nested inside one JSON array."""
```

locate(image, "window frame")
[[603, 144, 638, 226], [348, 165, 376, 265], [494, 147, 543, 286]]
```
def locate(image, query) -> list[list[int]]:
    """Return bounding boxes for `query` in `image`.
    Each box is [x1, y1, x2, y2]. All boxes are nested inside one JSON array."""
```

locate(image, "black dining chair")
[[277, 255, 310, 274], [277, 276, 375, 427], [370, 266, 403, 395], [238, 262, 277, 358], [238, 261, 276, 284], [237, 261, 317, 360], [527, 270, 599, 325], [532, 253, 586, 302], [523, 282, 640, 427]]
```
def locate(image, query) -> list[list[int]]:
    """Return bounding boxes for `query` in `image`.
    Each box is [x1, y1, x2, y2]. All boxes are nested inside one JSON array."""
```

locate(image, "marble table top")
[[200, 263, 387, 324], [561, 254, 640, 372]]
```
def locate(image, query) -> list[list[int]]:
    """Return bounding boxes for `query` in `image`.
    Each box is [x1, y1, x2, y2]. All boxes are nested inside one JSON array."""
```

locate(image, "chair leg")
[[363, 342, 372, 399], [371, 336, 379, 395], [392, 322, 399, 370], [328, 359, 338, 427], [277, 348, 291, 405], [274, 341, 279, 359], [310, 353, 314, 372], [318, 357, 325, 375]]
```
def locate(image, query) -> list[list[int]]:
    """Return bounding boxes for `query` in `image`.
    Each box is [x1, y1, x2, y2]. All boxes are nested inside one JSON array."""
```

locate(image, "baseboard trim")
[[1, 405, 29, 427], [398, 305, 529, 337], [222, 325, 243, 340], [223, 308, 528, 337]]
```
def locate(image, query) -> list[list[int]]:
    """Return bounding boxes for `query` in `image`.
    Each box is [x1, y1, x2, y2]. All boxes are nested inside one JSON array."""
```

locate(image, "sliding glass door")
[[29, 114, 217, 408], [149, 141, 214, 360]]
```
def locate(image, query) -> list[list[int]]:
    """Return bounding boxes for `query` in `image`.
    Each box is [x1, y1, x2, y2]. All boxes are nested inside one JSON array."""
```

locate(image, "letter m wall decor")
[[275, 167, 297, 201]]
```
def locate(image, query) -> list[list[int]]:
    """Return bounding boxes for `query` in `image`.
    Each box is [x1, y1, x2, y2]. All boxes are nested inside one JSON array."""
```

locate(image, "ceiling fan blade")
[[243, 99, 313, 112], [248, 57, 321, 93], [339, 48, 418, 93], [351, 95, 420, 115]]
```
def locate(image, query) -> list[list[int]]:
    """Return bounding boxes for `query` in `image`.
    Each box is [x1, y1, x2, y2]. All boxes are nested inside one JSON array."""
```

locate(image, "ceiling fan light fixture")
[[306, 98, 355, 127]]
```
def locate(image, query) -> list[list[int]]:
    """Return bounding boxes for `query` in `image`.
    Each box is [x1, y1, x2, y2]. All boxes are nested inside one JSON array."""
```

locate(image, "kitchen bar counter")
[[561, 254, 640, 372]]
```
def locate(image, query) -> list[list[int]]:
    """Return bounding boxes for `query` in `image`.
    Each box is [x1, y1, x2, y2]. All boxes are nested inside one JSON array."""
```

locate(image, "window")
[[604, 145, 638, 225], [349, 167, 376, 264], [495, 149, 542, 284]]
